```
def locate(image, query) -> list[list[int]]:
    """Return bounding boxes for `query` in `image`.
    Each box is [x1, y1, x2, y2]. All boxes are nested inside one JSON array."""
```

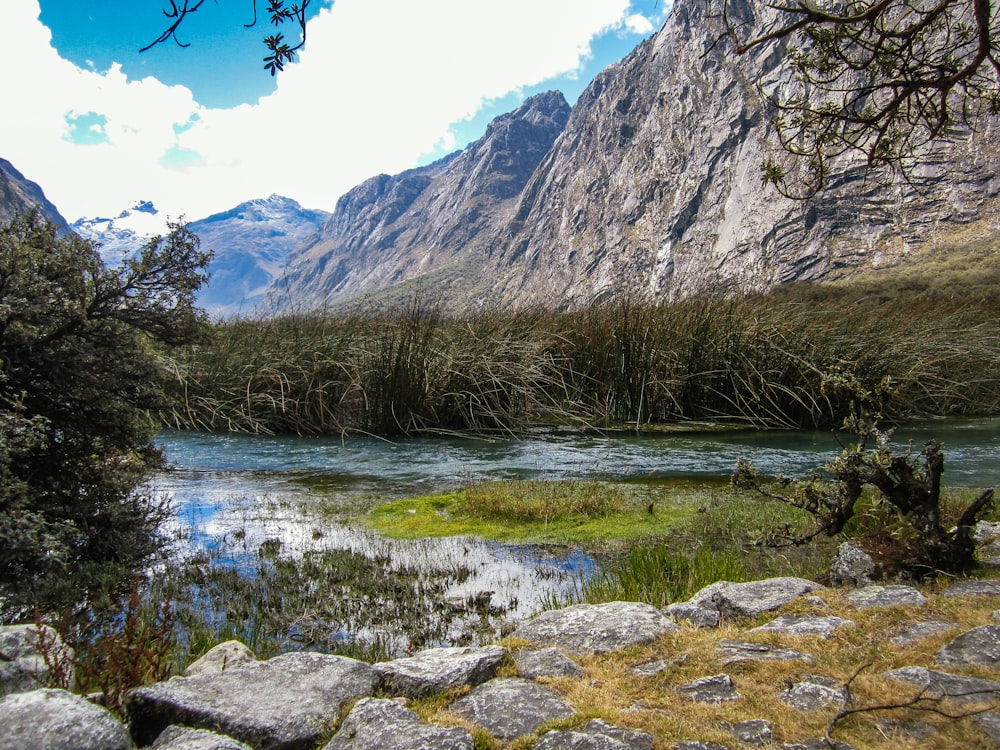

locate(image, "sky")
[[2, 1, 671, 229]]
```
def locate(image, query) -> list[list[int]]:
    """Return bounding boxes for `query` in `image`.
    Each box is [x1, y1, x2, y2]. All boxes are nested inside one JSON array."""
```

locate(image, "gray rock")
[[888, 620, 957, 648], [727, 719, 773, 746], [373, 645, 507, 698], [516, 647, 586, 679], [716, 640, 814, 665], [663, 602, 721, 628], [323, 697, 473, 750], [449, 677, 575, 741], [782, 741, 856, 750], [673, 741, 732, 750], [975, 521, 1000, 543], [935, 624, 1000, 669], [677, 674, 742, 703], [844, 585, 928, 609], [688, 577, 825, 618], [511, 601, 680, 656], [126, 651, 378, 749], [534, 719, 654, 749], [828, 541, 876, 587], [941, 579, 1000, 598], [630, 659, 671, 677], [0, 624, 74, 696], [152, 725, 255, 750], [0, 688, 129, 750], [748, 614, 853, 639], [183, 640, 256, 677], [885, 666, 1000, 705], [978, 711, 1000, 744], [779, 675, 846, 711]]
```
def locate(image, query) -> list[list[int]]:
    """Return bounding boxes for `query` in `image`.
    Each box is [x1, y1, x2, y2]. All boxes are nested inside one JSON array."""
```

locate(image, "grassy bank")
[[158, 288, 1000, 436]]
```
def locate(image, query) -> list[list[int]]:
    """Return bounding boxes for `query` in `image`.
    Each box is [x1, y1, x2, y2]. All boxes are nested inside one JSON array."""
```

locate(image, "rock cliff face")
[[0, 158, 71, 232], [270, 0, 1000, 313]]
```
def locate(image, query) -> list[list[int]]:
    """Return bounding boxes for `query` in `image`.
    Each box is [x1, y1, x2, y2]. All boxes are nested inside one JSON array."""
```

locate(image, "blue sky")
[[4, 1, 670, 224]]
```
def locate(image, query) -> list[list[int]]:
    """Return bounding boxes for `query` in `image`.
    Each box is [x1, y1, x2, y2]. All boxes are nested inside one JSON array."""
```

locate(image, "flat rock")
[[511, 601, 679, 656], [449, 677, 575, 741], [717, 640, 813, 665], [779, 675, 846, 711], [534, 719, 654, 749], [885, 666, 1000, 705], [889, 621, 957, 648], [845, 585, 928, 609], [748, 615, 853, 639], [373, 645, 506, 698], [782, 740, 856, 750], [673, 741, 732, 749], [630, 659, 671, 677], [0, 688, 130, 750], [323, 697, 473, 750], [151, 725, 255, 750], [935, 624, 1000, 669], [975, 521, 1000, 543], [662, 602, 721, 628], [0, 624, 74, 696], [726, 719, 773, 746], [677, 673, 742, 703], [941, 580, 1000, 598], [977, 712, 1000, 744], [515, 647, 585, 679], [183, 640, 256, 677], [687, 577, 825, 618], [126, 652, 378, 749]]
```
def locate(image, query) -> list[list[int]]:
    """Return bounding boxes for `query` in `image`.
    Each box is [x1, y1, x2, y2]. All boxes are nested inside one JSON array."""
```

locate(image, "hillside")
[[0, 158, 71, 232]]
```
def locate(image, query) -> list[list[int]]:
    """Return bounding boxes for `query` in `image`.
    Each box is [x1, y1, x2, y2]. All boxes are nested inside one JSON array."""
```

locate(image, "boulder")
[[511, 601, 680, 656], [126, 652, 378, 749], [534, 719, 655, 749], [727, 719, 773, 746], [716, 640, 814, 665], [748, 615, 853, 639], [0, 688, 129, 750], [515, 647, 585, 679], [885, 666, 1000, 705], [151, 725, 255, 750], [845, 585, 928, 609], [373, 645, 506, 698], [662, 602, 721, 628], [779, 675, 846, 711], [940, 579, 1000, 598], [935, 625, 1000, 669], [0, 624, 74, 696], [828, 541, 876, 587], [687, 577, 825, 618], [183, 640, 256, 677], [323, 697, 474, 750], [449, 677, 575, 740], [677, 673, 742, 703]]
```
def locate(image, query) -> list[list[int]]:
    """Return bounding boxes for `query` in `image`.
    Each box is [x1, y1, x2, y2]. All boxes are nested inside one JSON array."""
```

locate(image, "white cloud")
[[2, 0, 638, 223], [624, 13, 655, 35]]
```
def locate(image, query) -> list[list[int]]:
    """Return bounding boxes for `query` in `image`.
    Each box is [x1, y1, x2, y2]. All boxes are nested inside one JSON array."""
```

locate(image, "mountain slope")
[[0, 158, 71, 232]]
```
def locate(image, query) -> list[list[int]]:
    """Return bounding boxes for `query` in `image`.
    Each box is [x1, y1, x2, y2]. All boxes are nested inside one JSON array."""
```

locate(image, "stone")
[[449, 677, 575, 741], [844, 585, 928, 609], [885, 666, 1000, 705], [941, 579, 1000, 598], [630, 659, 671, 677], [663, 602, 721, 628], [828, 541, 876, 587], [677, 674, 742, 704], [779, 675, 846, 711], [673, 742, 731, 750], [727, 719, 773, 746], [0, 688, 130, 750], [716, 640, 814, 665], [977, 712, 1000, 744], [782, 741, 856, 750], [0, 624, 74, 696], [373, 645, 506, 698], [515, 647, 585, 679], [534, 719, 655, 749], [975, 521, 1000, 543], [183, 640, 256, 677], [511, 601, 680, 656], [888, 621, 957, 648], [126, 652, 379, 749], [151, 725, 255, 750], [935, 624, 1000, 669], [687, 577, 825, 619], [323, 696, 474, 750], [748, 614, 853, 639]]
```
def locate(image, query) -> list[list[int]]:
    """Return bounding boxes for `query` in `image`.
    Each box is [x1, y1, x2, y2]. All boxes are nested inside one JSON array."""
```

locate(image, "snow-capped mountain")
[[71, 200, 166, 266]]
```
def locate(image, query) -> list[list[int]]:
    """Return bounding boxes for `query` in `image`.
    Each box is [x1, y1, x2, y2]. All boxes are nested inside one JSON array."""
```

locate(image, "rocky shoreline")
[[4, 544, 1000, 749]]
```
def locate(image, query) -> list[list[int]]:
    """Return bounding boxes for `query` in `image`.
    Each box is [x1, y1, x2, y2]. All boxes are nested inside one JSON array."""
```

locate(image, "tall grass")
[[158, 291, 1000, 435]]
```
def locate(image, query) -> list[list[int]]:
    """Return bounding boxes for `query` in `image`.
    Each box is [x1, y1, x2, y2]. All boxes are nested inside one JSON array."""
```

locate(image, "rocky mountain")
[[0, 158, 71, 232], [269, 0, 1000, 313], [72, 200, 163, 266]]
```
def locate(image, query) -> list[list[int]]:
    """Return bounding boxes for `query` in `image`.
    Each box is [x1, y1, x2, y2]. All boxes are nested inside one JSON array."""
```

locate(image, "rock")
[[935, 625, 1000, 669], [0, 624, 74, 696], [183, 640, 256, 677], [845, 585, 928, 609], [977, 712, 1000, 744], [323, 697, 474, 750], [885, 666, 1000, 705], [828, 541, 876, 587], [779, 675, 846, 711], [782, 740, 856, 750], [0, 688, 130, 750], [975, 521, 1000, 543], [515, 647, 586, 679], [511, 601, 680, 656], [673, 743, 732, 750], [373, 645, 507, 698], [889, 621, 957, 648], [716, 640, 814, 665], [151, 725, 255, 750], [449, 677, 575, 741], [534, 719, 655, 749], [663, 602, 721, 628], [677, 674, 742, 703], [687, 577, 825, 618], [126, 652, 378, 749], [727, 719, 773, 746], [630, 659, 671, 677], [748, 614, 853, 639], [941, 579, 1000, 598]]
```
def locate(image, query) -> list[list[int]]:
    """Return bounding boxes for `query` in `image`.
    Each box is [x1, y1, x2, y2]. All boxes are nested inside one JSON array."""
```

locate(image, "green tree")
[[0, 211, 211, 618]]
